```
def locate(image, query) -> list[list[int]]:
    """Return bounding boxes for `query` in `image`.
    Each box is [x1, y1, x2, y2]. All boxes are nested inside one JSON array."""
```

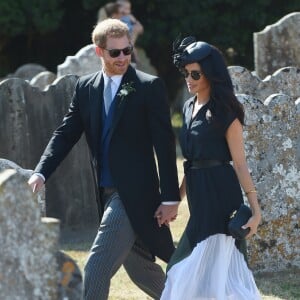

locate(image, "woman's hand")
[[243, 213, 261, 239]]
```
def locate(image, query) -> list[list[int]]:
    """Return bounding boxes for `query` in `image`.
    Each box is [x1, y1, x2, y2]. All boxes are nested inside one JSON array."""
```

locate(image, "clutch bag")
[[228, 204, 252, 240]]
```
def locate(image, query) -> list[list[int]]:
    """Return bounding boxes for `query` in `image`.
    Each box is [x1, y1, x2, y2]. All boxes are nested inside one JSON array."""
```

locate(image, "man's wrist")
[[34, 172, 45, 182]]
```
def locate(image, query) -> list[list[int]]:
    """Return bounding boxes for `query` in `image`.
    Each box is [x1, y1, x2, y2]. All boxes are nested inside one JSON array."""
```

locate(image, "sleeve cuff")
[[162, 201, 179, 205], [34, 172, 46, 182]]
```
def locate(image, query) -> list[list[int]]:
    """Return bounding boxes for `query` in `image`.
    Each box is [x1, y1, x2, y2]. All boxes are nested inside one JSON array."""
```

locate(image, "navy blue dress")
[[168, 97, 244, 267], [161, 97, 261, 299]]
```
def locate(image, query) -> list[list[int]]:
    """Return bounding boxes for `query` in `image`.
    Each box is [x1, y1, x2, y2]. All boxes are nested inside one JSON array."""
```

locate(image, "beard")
[[103, 57, 131, 76]]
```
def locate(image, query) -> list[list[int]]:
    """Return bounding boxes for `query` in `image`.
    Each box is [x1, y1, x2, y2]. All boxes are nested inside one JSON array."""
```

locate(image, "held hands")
[[154, 203, 179, 227], [28, 174, 45, 193], [242, 213, 261, 239]]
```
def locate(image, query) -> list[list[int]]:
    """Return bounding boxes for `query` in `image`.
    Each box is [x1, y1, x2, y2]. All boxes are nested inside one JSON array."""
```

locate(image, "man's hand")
[[154, 203, 179, 227], [28, 174, 45, 193]]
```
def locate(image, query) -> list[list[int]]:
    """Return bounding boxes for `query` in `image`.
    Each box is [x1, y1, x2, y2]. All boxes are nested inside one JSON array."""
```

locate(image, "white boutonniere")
[[117, 81, 136, 101], [205, 109, 212, 124]]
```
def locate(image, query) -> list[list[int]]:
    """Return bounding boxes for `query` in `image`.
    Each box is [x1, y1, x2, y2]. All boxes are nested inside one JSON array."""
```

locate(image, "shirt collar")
[[102, 70, 123, 87]]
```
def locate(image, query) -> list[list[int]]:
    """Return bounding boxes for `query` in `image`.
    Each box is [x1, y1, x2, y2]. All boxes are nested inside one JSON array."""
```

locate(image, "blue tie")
[[104, 77, 113, 115]]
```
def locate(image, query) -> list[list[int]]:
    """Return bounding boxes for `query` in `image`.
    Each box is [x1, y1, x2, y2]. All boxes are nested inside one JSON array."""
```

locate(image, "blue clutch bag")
[[228, 204, 252, 240]]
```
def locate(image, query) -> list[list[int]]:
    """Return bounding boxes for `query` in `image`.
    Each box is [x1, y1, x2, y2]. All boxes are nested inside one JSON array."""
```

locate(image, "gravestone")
[[136, 47, 157, 75], [0, 76, 98, 227], [0, 159, 83, 299], [7, 63, 47, 81], [0, 158, 45, 215], [0, 168, 59, 299], [229, 66, 300, 101], [254, 12, 300, 79], [57, 44, 102, 77], [237, 93, 300, 272], [30, 71, 57, 90]]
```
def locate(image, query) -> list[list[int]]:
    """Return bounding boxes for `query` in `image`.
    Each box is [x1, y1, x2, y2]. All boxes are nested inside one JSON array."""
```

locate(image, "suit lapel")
[[89, 71, 104, 154], [109, 66, 136, 139]]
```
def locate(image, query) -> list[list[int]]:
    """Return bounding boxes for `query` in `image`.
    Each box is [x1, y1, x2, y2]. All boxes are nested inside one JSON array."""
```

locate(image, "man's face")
[[96, 35, 131, 76]]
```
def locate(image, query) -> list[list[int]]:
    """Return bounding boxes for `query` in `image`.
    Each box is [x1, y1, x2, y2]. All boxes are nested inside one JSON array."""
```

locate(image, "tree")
[[0, 0, 64, 74], [129, 0, 300, 100], [0, 0, 299, 100]]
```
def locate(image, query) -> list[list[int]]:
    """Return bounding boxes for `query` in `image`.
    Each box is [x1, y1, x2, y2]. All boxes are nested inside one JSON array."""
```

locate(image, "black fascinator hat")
[[173, 36, 212, 68]]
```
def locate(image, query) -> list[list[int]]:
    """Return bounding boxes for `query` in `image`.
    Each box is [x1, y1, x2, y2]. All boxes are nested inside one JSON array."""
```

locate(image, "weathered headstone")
[[135, 47, 157, 75], [7, 63, 47, 81], [0, 158, 45, 215], [0, 76, 99, 227], [229, 66, 300, 101], [0, 168, 59, 299], [254, 12, 300, 79], [0, 160, 83, 299], [237, 93, 300, 272], [57, 44, 102, 77], [30, 71, 57, 90]]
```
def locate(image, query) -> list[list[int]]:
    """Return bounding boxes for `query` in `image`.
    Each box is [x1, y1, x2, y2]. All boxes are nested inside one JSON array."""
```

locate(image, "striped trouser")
[[83, 192, 165, 300]]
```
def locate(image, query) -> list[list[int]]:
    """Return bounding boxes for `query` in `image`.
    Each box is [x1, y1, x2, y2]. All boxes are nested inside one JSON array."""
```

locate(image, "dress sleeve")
[[222, 111, 237, 132]]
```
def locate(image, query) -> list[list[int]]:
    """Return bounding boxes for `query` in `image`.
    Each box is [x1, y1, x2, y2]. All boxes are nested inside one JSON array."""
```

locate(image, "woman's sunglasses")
[[180, 69, 202, 80], [103, 46, 133, 58]]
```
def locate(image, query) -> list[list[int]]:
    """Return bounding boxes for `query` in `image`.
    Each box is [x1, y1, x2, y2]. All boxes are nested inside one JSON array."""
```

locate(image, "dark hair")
[[173, 37, 245, 125]]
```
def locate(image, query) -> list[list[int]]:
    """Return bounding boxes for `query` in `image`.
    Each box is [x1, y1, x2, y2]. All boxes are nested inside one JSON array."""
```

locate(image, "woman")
[[161, 37, 262, 299]]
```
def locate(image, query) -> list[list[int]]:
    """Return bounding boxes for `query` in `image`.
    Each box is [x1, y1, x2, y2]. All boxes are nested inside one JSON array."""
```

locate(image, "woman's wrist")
[[245, 189, 257, 196]]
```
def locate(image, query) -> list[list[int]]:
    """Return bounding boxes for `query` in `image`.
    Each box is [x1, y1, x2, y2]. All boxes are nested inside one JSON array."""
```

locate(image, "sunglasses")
[[180, 69, 202, 80], [103, 46, 133, 58]]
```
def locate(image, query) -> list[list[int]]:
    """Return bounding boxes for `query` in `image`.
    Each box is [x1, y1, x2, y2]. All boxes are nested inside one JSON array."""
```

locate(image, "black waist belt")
[[183, 159, 229, 172]]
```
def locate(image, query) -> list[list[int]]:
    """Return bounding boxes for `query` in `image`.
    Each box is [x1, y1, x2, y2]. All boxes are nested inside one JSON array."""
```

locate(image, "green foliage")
[[171, 112, 183, 129], [0, 0, 299, 97], [0, 0, 64, 37], [0, 2, 25, 36], [132, 0, 299, 67], [129, 0, 299, 100], [82, 0, 107, 10]]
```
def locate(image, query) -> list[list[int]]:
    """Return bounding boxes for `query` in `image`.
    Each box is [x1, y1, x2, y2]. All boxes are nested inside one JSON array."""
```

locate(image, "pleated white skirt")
[[161, 234, 261, 300]]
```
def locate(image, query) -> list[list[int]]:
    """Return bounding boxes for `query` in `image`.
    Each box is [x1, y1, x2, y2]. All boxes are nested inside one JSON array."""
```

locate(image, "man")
[[28, 19, 180, 299]]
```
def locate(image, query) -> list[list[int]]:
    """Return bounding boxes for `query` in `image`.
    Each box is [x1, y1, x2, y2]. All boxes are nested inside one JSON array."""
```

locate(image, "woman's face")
[[182, 63, 211, 96]]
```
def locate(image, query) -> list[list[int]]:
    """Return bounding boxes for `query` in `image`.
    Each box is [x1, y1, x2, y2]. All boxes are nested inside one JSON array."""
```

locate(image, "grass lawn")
[[61, 158, 300, 299]]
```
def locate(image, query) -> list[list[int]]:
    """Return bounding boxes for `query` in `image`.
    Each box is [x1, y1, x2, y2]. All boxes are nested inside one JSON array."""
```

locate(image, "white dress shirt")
[[103, 71, 123, 100]]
